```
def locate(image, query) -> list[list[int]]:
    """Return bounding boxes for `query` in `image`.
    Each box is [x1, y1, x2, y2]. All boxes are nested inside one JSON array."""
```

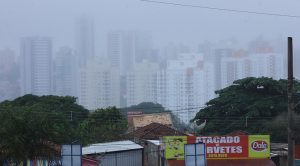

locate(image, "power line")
[[140, 0, 300, 18]]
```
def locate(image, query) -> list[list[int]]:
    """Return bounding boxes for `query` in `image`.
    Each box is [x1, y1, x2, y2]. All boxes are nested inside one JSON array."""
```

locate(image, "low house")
[[126, 122, 187, 142], [82, 140, 143, 166], [127, 112, 173, 132]]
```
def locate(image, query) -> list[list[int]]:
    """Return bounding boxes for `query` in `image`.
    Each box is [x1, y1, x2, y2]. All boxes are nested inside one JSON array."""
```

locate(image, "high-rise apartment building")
[[220, 56, 251, 88], [76, 16, 95, 67], [53, 47, 77, 96], [220, 52, 285, 88], [108, 31, 136, 76], [78, 59, 120, 110], [161, 43, 191, 61], [126, 60, 159, 106], [0, 48, 19, 101], [213, 48, 233, 90], [249, 53, 285, 79], [159, 53, 215, 124], [107, 31, 152, 76], [20, 37, 52, 96]]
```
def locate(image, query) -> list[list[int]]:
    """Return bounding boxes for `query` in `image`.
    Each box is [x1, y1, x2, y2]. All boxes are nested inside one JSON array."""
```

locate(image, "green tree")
[[0, 95, 89, 163], [78, 107, 127, 144], [0, 95, 129, 164], [193, 77, 300, 142]]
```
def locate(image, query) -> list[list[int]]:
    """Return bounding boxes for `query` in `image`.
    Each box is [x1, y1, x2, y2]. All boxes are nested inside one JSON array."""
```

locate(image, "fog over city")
[[1, 0, 300, 123]]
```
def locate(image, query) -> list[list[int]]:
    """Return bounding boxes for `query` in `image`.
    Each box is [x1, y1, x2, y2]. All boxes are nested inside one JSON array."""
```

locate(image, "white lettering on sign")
[[251, 141, 268, 152], [197, 136, 240, 144], [206, 146, 243, 154]]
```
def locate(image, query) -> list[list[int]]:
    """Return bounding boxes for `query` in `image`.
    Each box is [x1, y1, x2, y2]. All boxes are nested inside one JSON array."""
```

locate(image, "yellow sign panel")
[[248, 135, 270, 158], [163, 136, 187, 160]]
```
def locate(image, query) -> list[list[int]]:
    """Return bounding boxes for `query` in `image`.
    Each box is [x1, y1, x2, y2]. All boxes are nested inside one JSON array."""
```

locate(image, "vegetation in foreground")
[[193, 77, 300, 143]]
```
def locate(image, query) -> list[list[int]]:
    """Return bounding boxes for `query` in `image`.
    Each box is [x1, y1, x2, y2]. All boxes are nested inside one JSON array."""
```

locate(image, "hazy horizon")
[[1, 0, 300, 55]]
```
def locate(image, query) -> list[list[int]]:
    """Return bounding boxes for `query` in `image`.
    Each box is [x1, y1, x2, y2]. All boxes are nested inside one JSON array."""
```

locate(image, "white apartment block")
[[220, 56, 251, 88], [78, 60, 120, 110], [249, 53, 285, 80], [161, 53, 215, 124], [126, 60, 159, 106], [76, 16, 95, 67], [108, 31, 136, 76], [220, 53, 285, 88], [54, 47, 77, 97], [20, 37, 52, 96]]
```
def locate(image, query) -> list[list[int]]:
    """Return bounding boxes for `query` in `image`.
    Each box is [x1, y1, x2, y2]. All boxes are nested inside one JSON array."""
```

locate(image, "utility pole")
[[287, 37, 295, 166]]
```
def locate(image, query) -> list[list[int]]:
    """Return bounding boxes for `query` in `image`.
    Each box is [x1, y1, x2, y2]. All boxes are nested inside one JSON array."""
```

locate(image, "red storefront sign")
[[163, 135, 270, 160], [186, 135, 269, 159]]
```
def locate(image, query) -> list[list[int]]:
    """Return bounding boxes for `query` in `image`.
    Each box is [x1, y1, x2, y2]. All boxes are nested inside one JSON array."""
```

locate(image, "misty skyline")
[[1, 0, 300, 55], [1, 0, 300, 123]]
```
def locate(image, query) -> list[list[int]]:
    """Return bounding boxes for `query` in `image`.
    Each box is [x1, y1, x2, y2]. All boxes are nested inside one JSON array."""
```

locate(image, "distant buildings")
[[220, 55, 251, 89], [213, 48, 233, 90], [220, 52, 285, 88], [126, 60, 159, 106], [0, 48, 19, 101], [160, 53, 215, 123], [78, 59, 120, 110], [124, 53, 216, 124], [76, 16, 95, 67], [53, 47, 77, 96], [108, 31, 138, 76], [20, 37, 52, 96], [0, 29, 288, 124], [249, 53, 285, 80], [107, 31, 153, 76]]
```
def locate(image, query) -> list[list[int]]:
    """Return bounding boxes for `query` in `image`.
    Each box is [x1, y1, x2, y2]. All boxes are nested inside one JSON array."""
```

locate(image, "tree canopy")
[[193, 77, 300, 143], [78, 107, 127, 144], [0, 95, 127, 163]]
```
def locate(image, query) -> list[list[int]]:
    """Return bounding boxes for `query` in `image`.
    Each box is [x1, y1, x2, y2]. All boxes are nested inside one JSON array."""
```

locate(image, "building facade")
[[20, 37, 52, 96], [126, 60, 159, 106], [0, 48, 19, 101], [160, 53, 215, 124], [78, 59, 120, 110], [53, 47, 77, 97], [76, 16, 95, 67]]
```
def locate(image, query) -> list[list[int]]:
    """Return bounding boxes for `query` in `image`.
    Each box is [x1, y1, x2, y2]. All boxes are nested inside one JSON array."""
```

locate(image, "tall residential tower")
[[20, 37, 52, 96], [76, 16, 95, 67]]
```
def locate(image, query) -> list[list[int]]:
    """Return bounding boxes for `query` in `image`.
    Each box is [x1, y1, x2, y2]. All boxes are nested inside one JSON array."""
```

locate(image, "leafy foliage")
[[193, 77, 300, 143], [0, 95, 127, 163], [78, 107, 127, 144]]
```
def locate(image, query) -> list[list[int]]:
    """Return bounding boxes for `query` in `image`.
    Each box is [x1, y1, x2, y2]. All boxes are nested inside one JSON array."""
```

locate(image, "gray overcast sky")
[[0, 0, 300, 55]]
